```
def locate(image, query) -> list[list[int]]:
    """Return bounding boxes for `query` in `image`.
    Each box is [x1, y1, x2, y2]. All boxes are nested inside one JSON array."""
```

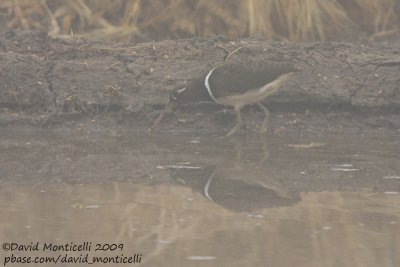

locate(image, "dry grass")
[[0, 0, 399, 42], [245, 0, 356, 41]]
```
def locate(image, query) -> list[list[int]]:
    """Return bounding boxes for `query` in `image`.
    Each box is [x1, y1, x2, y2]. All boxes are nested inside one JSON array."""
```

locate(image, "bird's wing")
[[208, 61, 295, 98]]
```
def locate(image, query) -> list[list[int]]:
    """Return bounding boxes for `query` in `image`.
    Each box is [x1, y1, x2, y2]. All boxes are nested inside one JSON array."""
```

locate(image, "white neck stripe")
[[204, 67, 220, 104]]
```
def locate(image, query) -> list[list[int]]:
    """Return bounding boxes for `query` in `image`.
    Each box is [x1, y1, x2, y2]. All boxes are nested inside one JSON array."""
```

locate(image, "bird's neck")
[[186, 76, 213, 102]]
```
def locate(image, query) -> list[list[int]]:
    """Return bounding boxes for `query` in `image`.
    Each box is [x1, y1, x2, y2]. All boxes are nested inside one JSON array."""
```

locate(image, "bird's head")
[[149, 86, 190, 132], [149, 76, 210, 132], [168, 87, 188, 106]]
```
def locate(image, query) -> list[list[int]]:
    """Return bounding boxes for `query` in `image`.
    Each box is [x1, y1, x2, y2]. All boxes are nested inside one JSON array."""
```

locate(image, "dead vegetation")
[[0, 0, 399, 42]]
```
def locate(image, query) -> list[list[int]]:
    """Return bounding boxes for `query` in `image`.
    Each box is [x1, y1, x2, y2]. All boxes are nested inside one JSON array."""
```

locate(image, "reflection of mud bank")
[[3, 183, 399, 267], [0, 31, 399, 133]]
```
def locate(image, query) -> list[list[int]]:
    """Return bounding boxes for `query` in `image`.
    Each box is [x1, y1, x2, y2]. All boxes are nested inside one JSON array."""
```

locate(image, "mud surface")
[[0, 30, 399, 134]]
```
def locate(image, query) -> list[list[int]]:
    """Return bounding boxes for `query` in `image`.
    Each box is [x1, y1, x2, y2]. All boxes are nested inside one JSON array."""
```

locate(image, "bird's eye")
[[170, 91, 178, 100]]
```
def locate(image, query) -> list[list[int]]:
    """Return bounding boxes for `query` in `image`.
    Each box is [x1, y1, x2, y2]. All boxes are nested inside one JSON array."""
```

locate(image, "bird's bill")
[[149, 102, 172, 132]]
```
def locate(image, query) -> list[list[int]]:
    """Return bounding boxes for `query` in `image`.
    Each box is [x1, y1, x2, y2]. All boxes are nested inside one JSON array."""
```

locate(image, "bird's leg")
[[225, 107, 243, 137], [258, 103, 270, 133]]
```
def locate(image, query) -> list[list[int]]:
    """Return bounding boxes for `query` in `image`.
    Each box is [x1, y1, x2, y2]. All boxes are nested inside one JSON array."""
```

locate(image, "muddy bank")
[[0, 30, 399, 133]]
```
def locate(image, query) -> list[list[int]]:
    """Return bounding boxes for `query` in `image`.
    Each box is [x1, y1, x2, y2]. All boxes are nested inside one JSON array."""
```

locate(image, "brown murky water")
[[0, 129, 399, 267]]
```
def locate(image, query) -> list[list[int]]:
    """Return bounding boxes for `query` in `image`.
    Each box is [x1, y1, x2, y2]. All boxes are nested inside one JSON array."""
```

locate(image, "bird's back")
[[208, 60, 296, 98]]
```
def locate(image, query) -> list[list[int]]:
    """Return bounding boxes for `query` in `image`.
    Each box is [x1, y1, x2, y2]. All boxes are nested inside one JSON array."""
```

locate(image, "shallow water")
[[0, 129, 399, 267]]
